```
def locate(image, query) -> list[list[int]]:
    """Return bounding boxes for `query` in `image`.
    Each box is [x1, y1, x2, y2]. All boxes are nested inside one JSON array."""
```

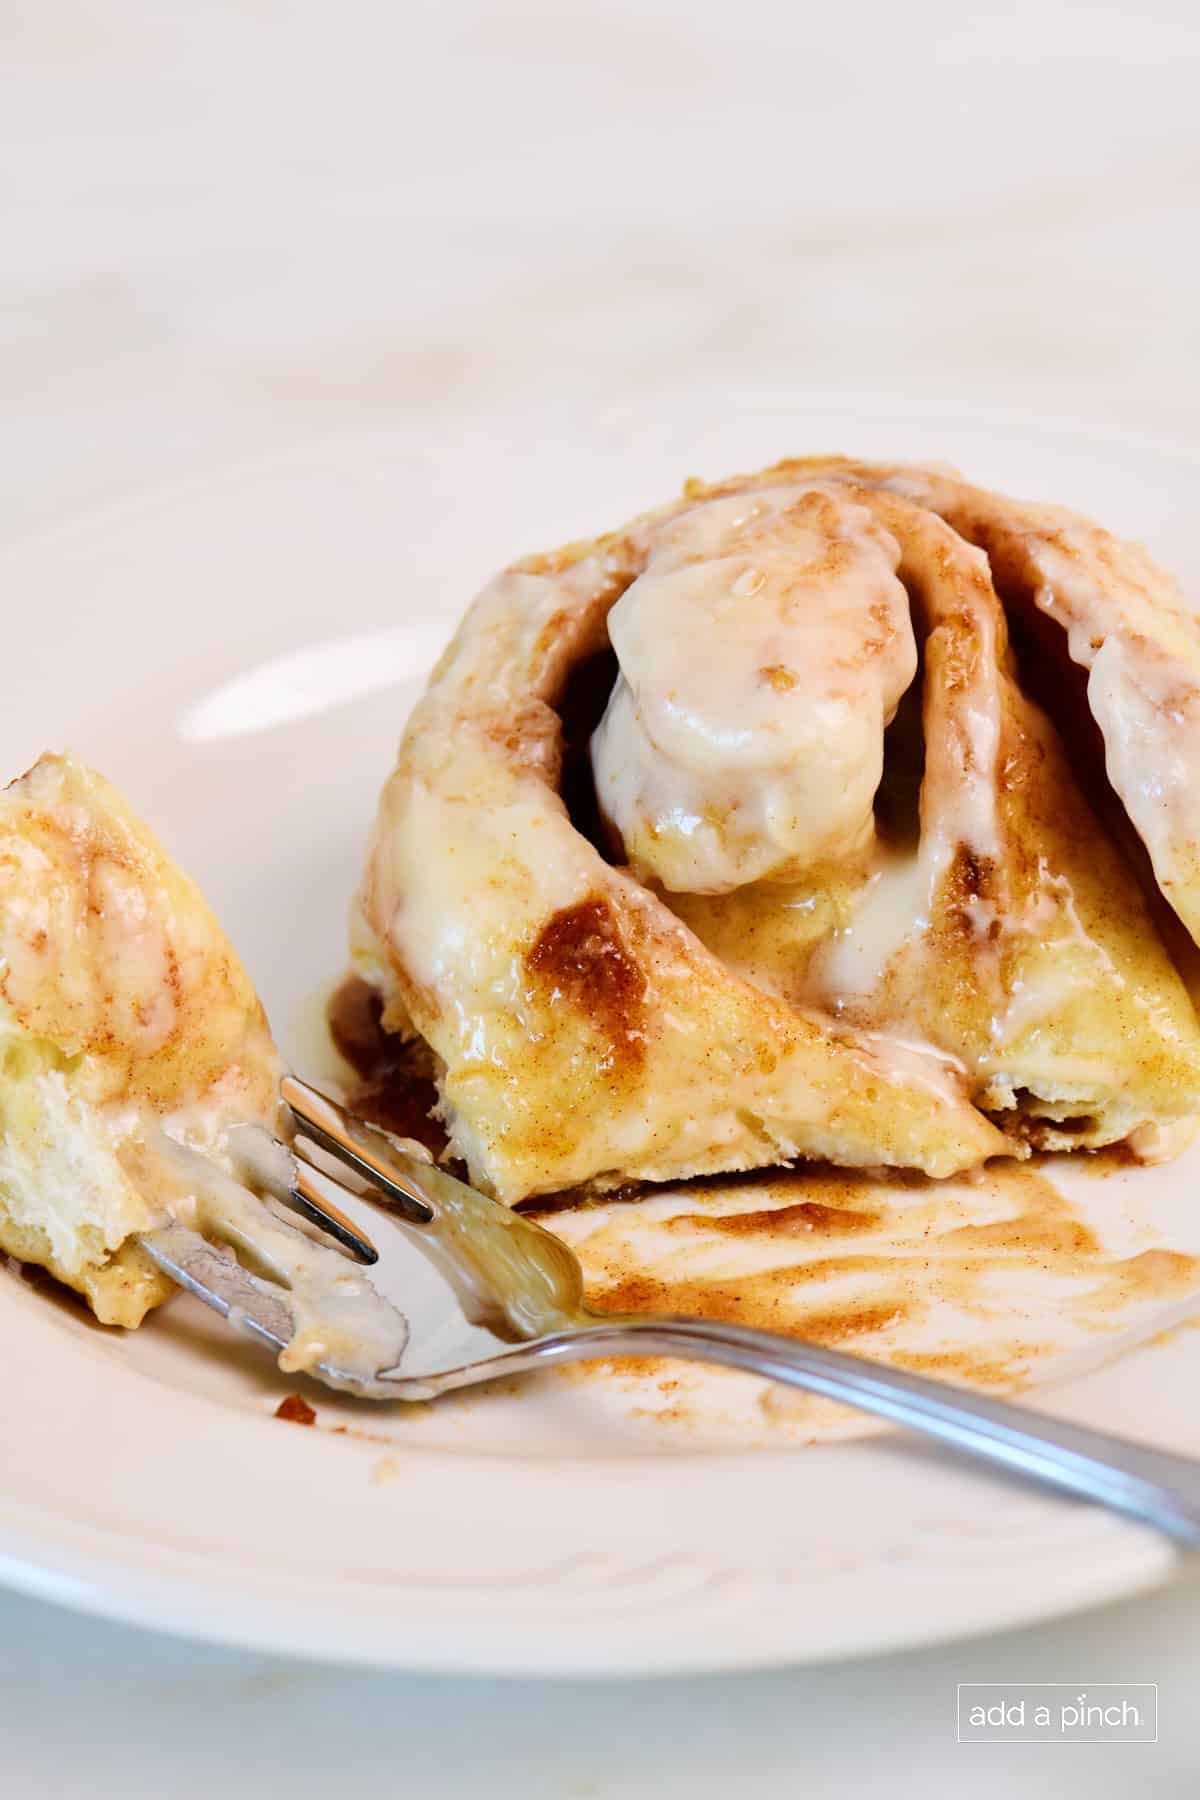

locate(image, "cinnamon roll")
[[353, 460, 1200, 1203]]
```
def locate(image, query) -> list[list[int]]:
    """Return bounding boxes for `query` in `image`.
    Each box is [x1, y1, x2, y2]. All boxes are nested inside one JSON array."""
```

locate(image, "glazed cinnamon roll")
[[353, 460, 1200, 1203]]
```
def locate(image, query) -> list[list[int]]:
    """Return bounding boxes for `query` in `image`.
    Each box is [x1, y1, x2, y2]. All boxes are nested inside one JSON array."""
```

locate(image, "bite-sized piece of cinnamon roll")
[[354, 459, 1200, 1204], [0, 754, 284, 1324]]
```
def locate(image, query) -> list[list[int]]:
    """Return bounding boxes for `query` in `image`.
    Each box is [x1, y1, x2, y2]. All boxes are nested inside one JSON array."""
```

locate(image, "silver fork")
[[140, 1075, 1200, 1547]]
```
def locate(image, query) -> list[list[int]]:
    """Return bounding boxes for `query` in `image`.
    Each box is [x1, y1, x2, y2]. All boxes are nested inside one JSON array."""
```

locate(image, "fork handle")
[[441, 1315, 1200, 1544]]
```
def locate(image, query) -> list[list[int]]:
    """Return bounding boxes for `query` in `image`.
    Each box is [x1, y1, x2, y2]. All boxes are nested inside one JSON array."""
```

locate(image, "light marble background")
[[3, 1, 1200, 1793]]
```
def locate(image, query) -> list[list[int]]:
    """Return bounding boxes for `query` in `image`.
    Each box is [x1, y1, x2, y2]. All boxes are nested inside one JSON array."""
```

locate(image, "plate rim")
[[2, 405, 1197, 1674]]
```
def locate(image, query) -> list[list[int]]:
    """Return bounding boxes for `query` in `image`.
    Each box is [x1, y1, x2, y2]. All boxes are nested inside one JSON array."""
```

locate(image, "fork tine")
[[227, 1118, 379, 1263], [138, 1220, 406, 1399], [138, 1221, 294, 1352], [283, 1165, 380, 1265], [224, 1108, 376, 1267], [282, 1073, 435, 1224]]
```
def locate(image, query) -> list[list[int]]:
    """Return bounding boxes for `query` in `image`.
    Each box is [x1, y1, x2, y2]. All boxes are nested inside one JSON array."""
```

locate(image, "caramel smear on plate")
[[326, 975, 1200, 1443], [527, 1159, 1200, 1439]]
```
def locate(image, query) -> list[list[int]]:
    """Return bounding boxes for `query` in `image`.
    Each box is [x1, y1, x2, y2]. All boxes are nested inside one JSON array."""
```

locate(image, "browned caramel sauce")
[[1076, 1141, 1144, 1176], [527, 896, 647, 1071], [327, 975, 448, 1156], [528, 1159, 1200, 1405], [667, 1199, 881, 1237], [274, 1393, 317, 1425]]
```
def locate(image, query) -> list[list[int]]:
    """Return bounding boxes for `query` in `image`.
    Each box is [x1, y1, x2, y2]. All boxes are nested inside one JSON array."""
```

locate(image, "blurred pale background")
[[5, 0, 1200, 540], [2, 2, 1199, 1795]]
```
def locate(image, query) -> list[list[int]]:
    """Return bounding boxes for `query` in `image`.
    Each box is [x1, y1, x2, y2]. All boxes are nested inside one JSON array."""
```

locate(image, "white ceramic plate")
[[4, 401, 1200, 1675]]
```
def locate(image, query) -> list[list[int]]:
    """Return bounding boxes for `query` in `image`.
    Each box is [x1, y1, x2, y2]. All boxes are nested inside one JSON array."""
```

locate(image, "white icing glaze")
[[591, 485, 917, 893], [808, 844, 931, 1008], [1126, 1116, 1200, 1163], [1030, 525, 1200, 932], [884, 472, 1200, 944], [808, 536, 1006, 1018], [158, 1130, 409, 1382]]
